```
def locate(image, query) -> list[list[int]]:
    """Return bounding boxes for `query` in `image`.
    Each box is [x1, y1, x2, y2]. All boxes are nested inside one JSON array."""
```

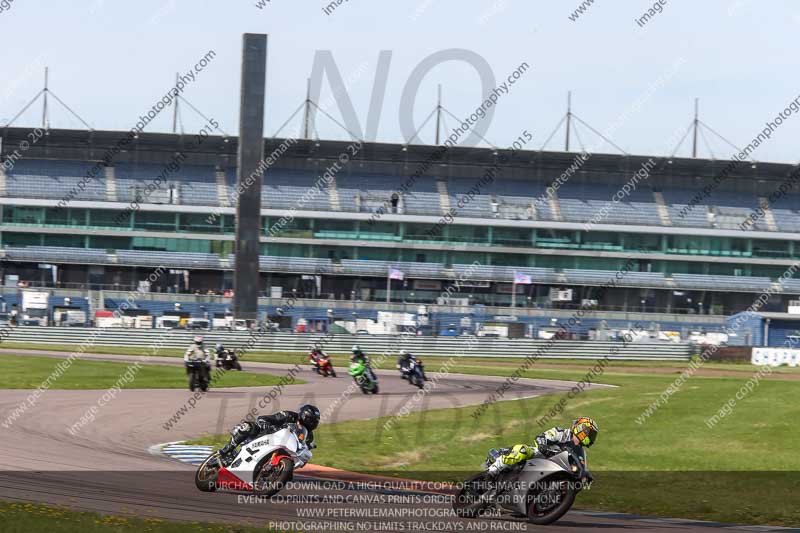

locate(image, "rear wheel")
[[195, 453, 220, 492], [253, 456, 294, 497], [235, 362, 242, 371], [372, 384, 379, 394], [452, 472, 492, 518], [526, 476, 576, 525]]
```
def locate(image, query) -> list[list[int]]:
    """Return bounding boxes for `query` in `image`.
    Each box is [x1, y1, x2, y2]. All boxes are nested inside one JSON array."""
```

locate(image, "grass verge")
[[0, 355, 303, 389], [0, 501, 282, 532]]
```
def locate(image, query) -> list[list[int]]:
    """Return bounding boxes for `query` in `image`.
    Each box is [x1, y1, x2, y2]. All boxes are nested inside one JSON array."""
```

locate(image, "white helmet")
[[352, 345, 361, 353], [193, 335, 204, 344], [400, 349, 408, 356]]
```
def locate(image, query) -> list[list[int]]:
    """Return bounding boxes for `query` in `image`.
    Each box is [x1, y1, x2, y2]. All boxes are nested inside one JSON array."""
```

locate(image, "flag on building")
[[389, 268, 405, 280], [514, 271, 533, 285]]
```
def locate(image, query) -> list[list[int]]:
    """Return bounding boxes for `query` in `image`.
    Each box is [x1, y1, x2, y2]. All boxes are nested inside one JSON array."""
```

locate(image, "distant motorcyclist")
[[214, 343, 226, 367], [351, 344, 368, 364], [184, 335, 211, 379], [308, 347, 323, 366], [219, 404, 320, 465], [396, 349, 427, 381], [487, 417, 598, 477], [351, 345, 376, 381]]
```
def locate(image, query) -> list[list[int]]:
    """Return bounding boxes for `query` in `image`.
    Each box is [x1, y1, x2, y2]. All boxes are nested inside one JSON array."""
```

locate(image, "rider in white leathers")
[[184, 335, 211, 380]]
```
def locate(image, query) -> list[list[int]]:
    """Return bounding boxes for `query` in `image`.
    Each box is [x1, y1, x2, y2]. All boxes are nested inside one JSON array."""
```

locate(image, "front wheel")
[[526, 476, 576, 525], [235, 362, 242, 371], [189, 371, 196, 391], [195, 453, 220, 492], [253, 457, 294, 497]]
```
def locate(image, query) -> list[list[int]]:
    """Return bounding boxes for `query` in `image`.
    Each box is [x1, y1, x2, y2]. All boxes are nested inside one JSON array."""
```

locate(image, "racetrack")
[[0, 351, 791, 532]]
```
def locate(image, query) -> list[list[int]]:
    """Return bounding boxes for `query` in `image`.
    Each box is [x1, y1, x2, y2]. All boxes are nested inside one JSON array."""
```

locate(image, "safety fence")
[[1, 327, 692, 360]]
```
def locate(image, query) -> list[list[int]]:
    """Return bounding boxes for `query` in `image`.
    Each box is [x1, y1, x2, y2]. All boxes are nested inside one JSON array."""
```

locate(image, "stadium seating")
[[671, 273, 772, 291], [3, 244, 788, 296], [7, 159, 800, 234], [7, 159, 106, 202], [563, 269, 668, 287], [558, 183, 662, 226]]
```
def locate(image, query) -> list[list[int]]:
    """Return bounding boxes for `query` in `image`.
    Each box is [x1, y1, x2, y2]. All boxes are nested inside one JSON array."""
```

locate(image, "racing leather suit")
[[309, 350, 328, 367], [397, 353, 426, 380], [487, 427, 573, 476], [220, 410, 315, 459], [184, 344, 211, 379], [215, 346, 227, 366], [351, 351, 376, 381]]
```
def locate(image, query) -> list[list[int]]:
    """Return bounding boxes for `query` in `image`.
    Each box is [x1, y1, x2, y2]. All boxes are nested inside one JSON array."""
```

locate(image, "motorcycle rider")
[[308, 347, 323, 368], [351, 345, 376, 381], [396, 349, 427, 381], [214, 342, 227, 367], [184, 335, 211, 380], [219, 404, 321, 465], [487, 417, 598, 477]]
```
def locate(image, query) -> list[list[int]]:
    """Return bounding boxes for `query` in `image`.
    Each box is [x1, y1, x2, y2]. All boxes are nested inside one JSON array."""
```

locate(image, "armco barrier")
[[0, 327, 692, 361]]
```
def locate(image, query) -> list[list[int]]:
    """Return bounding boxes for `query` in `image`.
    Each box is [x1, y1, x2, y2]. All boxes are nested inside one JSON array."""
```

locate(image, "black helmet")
[[298, 404, 320, 430]]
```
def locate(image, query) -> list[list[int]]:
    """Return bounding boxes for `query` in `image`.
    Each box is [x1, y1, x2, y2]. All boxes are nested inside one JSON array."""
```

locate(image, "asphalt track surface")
[[0, 350, 793, 532]]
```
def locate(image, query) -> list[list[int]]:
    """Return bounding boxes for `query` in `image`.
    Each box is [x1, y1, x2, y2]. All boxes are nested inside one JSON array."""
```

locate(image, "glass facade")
[[1, 205, 798, 279]]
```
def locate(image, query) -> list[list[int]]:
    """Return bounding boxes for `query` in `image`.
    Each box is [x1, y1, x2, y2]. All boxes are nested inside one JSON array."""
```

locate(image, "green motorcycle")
[[348, 360, 379, 394]]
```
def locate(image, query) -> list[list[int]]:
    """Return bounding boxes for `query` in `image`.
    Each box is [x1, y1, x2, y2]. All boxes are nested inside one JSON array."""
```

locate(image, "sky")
[[1, 0, 798, 163]]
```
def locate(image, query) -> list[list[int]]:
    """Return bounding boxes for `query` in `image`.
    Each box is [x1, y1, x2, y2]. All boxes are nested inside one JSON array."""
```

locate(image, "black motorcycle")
[[216, 349, 243, 371], [186, 360, 210, 391], [400, 358, 426, 389]]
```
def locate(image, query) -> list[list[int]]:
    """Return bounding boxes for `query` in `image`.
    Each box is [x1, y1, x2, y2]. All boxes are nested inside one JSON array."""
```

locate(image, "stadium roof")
[[1, 126, 797, 183]]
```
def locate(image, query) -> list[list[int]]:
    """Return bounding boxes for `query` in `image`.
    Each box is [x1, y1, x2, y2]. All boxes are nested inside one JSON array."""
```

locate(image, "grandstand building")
[[1, 126, 799, 321]]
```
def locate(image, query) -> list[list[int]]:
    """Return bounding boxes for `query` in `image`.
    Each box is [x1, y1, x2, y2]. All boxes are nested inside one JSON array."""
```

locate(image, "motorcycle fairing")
[[502, 452, 572, 515], [216, 467, 253, 491], [224, 427, 307, 486]]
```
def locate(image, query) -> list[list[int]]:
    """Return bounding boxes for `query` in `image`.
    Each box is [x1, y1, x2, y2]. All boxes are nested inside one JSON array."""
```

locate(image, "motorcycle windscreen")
[[270, 428, 300, 452]]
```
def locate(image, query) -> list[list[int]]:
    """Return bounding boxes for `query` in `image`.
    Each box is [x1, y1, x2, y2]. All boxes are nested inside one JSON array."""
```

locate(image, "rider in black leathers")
[[218, 405, 320, 465], [396, 349, 427, 381]]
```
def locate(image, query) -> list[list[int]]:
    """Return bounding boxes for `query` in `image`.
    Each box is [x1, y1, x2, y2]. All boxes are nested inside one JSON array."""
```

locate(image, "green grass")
[[0, 355, 303, 389], [192, 363, 800, 526], [0, 501, 283, 532]]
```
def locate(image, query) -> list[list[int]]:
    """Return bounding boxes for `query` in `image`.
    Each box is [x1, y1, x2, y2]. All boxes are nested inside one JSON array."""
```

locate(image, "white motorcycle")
[[195, 425, 313, 497], [452, 443, 593, 525]]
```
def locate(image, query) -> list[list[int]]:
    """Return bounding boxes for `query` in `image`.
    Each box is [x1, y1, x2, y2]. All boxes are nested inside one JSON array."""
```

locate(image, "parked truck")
[[20, 290, 49, 326]]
